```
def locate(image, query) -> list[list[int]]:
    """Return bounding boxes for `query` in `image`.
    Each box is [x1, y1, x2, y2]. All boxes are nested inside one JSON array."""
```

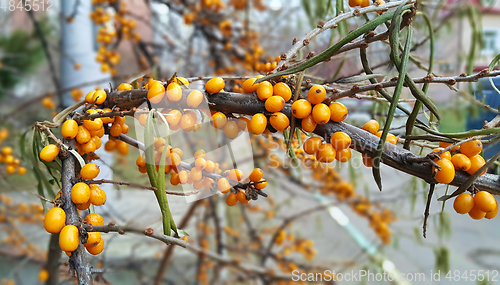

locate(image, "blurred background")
[[1, 0, 500, 284]]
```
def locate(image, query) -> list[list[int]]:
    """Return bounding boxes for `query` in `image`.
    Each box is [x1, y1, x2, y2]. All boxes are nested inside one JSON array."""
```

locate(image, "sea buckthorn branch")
[[34, 122, 69, 159], [59, 140, 93, 284], [102, 89, 500, 195], [274, 0, 416, 72], [84, 224, 293, 280]]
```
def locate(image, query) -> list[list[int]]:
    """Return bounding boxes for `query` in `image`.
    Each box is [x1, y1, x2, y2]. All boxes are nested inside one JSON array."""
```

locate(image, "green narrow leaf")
[[372, 12, 414, 190], [69, 149, 86, 168], [488, 53, 500, 71], [255, 6, 413, 83], [144, 109, 158, 188]]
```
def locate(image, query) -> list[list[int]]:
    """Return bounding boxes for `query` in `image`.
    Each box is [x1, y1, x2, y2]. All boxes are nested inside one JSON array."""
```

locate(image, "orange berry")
[[335, 148, 352, 163], [44, 207, 66, 233], [205, 160, 215, 173], [174, 77, 189, 87], [386, 133, 398, 145], [255, 178, 267, 190], [439, 141, 459, 152], [227, 169, 244, 181], [40, 144, 59, 162], [76, 126, 91, 144], [311, 103, 330, 125], [205, 77, 225, 94], [316, 143, 336, 163], [194, 149, 206, 159], [362, 120, 379, 134], [269, 112, 289, 131], [61, 120, 79, 139], [59, 225, 79, 252], [256, 81, 273, 101], [178, 170, 189, 184], [243, 78, 259, 93], [6, 165, 15, 174], [467, 155, 486, 175], [301, 115, 317, 132], [226, 193, 238, 206], [237, 191, 249, 204], [92, 90, 107, 105], [71, 182, 91, 205], [360, 0, 370, 7], [307, 85, 326, 105], [451, 154, 471, 171], [474, 191, 497, 212], [80, 140, 96, 154], [117, 83, 132, 91], [237, 116, 250, 131], [85, 91, 96, 103], [431, 148, 451, 160], [180, 113, 195, 131], [138, 113, 148, 126], [212, 112, 227, 129], [468, 204, 486, 220], [86, 238, 104, 255], [83, 118, 103, 132], [303, 137, 322, 155], [224, 121, 240, 139], [485, 203, 498, 219], [84, 213, 104, 226], [110, 123, 122, 137], [218, 178, 231, 194], [453, 193, 474, 214], [166, 82, 183, 102], [187, 90, 204, 108], [265, 96, 285, 113], [460, 140, 482, 157], [329, 102, 348, 122], [170, 173, 180, 185], [362, 154, 373, 167], [330, 132, 351, 150], [104, 140, 116, 152], [166, 110, 182, 126], [249, 168, 263, 182], [85, 232, 101, 248], [349, 0, 363, 7], [89, 184, 106, 206], [249, 113, 267, 135], [291, 99, 312, 119], [195, 158, 207, 170], [273, 82, 292, 101], [17, 166, 26, 175], [81, 163, 100, 180], [148, 82, 165, 104], [433, 159, 455, 184]]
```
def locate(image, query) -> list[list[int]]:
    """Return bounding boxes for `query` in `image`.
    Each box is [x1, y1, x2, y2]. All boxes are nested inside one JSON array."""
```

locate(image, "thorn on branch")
[[353, 8, 361, 16], [303, 39, 310, 46], [317, 20, 325, 28], [292, 38, 298, 45], [144, 228, 154, 236]]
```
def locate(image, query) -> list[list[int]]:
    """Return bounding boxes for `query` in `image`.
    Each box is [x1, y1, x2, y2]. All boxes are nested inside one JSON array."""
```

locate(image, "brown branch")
[[45, 233, 61, 285], [85, 224, 293, 280]]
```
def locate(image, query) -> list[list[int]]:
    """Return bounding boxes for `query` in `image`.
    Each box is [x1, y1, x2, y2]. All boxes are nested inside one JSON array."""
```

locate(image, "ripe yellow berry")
[[89, 184, 106, 206], [316, 143, 336, 163], [227, 169, 244, 181], [242, 78, 259, 93], [44, 207, 66, 233], [165, 110, 182, 126], [218, 178, 231, 194], [84, 232, 101, 247], [212, 112, 227, 129], [329, 102, 348, 122], [330, 132, 351, 150], [249, 113, 267, 135], [439, 141, 459, 152], [206, 77, 225, 94], [76, 126, 91, 144], [6, 165, 16, 174], [474, 191, 497, 213], [117, 83, 132, 91], [83, 118, 103, 132], [485, 203, 498, 219], [303, 137, 322, 155], [174, 77, 189, 87], [467, 155, 486, 175], [249, 168, 263, 182], [291, 99, 312, 119], [71, 182, 91, 205], [256, 81, 273, 101], [104, 140, 116, 152], [468, 204, 486, 220], [362, 119, 379, 134], [433, 159, 455, 184], [166, 82, 183, 102], [453, 193, 474, 214], [85, 91, 96, 103], [86, 237, 104, 255], [237, 191, 249, 204], [265, 96, 285, 113], [269, 112, 289, 131], [84, 213, 104, 226], [38, 269, 49, 282], [431, 148, 451, 160], [59, 225, 79, 252], [255, 178, 267, 190], [226, 193, 238, 206], [180, 113, 196, 131], [40, 144, 60, 162], [17, 166, 26, 175], [195, 157, 207, 170], [187, 90, 204, 108], [311, 103, 330, 125], [81, 163, 100, 180], [460, 140, 482, 157], [307, 85, 326, 105], [451, 153, 471, 171], [147, 82, 165, 104], [92, 90, 107, 105], [61, 120, 79, 139], [335, 148, 352, 163], [273, 82, 292, 101], [224, 121, 240, 139]]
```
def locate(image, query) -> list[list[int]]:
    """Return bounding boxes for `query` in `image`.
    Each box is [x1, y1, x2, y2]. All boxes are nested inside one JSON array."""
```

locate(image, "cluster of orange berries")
[[200, 0, 226, 12], [360, 119, 398, 166], [0, 195, 45, 256], [0, 129, 26, 175], [275, 230, 317, 260], [453, 190, 498, 220], [42, 162, 107, 256], [349, 0, 386, 8]]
